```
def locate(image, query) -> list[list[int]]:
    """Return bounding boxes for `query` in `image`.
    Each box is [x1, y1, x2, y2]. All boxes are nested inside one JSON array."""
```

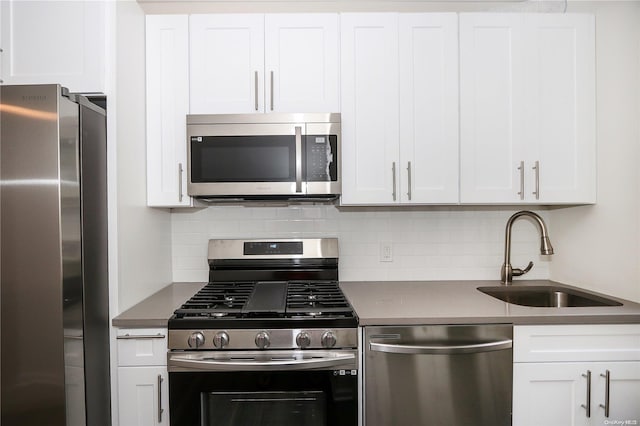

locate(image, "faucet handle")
[[512, 261, 534, 277]]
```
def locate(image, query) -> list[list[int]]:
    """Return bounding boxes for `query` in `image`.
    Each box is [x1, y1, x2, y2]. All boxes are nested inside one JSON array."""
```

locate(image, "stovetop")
[[169, 280, 358, 330]]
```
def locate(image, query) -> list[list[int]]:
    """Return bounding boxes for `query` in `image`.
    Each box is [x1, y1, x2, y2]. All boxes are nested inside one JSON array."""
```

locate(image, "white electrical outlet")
[[380, 242, 393, 262]]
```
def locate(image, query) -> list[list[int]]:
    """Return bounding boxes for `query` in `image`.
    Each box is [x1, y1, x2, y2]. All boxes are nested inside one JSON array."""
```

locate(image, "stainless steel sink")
[[478, 285, 622, 308]]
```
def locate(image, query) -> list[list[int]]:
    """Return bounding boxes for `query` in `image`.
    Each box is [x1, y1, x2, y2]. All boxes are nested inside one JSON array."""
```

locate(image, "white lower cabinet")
[[513, 325, 640, 426], [117, 328, 169, 426]]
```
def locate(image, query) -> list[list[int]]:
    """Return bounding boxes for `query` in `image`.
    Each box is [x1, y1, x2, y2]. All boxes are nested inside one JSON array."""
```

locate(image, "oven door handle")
[[169, 352, 356, 372]]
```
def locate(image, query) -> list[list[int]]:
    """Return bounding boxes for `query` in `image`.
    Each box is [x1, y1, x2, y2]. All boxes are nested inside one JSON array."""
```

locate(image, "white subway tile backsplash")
[[171, 205, 551, 283]]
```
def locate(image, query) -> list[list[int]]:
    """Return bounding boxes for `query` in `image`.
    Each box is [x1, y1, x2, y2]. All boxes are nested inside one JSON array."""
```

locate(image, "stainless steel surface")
[[168, 350, 357, 372], [1, 84, 110, 426], [600, 370, 611, 417], [500, 210, 554, 284], [186, 113, 341, 199], [518, 160, 525, 200], [582, 370, 592, 418], [169, 328, 357, 351], [187, 112, 341, 125], [178, 162, 184, 202], [254, 70, 259, 111], [364, 324, 512, 426], [207, 238, 338, 261], [406, 161, 412, 201], [157, 374, 164, 423], [270, 70, 274, 110], [478, 285, 622, 307], [369, 337, 512, 355], [295, 125, 302, 193], [533, 160, 540, 199], [116, 333, 166, 340], [391, 162, 397, 201]]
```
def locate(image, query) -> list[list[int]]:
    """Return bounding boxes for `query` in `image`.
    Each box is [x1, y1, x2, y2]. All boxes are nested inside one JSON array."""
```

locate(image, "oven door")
[[168, 350, 358, 426]]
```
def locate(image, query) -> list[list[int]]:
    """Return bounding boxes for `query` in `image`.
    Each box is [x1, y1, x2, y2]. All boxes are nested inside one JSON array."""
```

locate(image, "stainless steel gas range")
[[167, 238, 358, 426]]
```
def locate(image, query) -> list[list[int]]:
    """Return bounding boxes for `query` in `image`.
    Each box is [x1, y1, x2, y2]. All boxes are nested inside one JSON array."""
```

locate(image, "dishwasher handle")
[[369, 338, 512, 355]]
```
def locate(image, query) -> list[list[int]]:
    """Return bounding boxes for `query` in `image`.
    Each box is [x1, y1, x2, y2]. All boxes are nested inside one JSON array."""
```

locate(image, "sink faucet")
[[501, 210, 554, 285]]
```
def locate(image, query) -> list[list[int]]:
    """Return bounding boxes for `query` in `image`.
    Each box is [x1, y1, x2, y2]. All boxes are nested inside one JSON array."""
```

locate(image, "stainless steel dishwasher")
[[364, 324, 513, 426]]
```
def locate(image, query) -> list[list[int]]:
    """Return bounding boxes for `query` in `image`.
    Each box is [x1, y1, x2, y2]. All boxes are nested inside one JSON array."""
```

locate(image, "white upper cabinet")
[[265, 14, 340, 113], [0, 0, 106, 93], [525, 14, 596, 204], [460, 13, 596, 204], [341, 13, 459, 205], [398, 14, 459, 204], [340, 13, 400, 205], [189, 14, 264, 114], [146, 15, 191, 207], [190, 14, 340, 114]]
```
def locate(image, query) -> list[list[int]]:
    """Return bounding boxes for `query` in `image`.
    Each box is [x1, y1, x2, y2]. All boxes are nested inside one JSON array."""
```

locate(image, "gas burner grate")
[[286, 281, 353, 314], [173, 282, 255, 318]]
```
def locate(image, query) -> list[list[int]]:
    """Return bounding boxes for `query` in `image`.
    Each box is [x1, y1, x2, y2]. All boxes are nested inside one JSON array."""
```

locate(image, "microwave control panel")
[[306, 135, 338, 182]]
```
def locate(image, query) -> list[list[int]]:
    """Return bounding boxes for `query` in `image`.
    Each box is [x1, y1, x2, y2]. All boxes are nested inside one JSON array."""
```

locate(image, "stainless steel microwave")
[[187, 113, 340, 201]]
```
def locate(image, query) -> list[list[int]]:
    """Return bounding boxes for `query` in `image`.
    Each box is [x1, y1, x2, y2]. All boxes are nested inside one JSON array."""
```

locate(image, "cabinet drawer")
[[514, 325, 640, 363], [117, 328, 168, 366]]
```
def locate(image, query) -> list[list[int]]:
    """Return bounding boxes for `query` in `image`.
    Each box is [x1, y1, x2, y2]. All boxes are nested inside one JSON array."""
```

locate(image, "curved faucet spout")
[[501, 210, 554, 285]]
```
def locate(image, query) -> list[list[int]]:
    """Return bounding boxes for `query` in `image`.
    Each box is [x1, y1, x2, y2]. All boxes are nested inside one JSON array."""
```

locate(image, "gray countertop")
[[112, 280, 640, 328], [112, 282, 205, 328], [340, 280, 640, 326]]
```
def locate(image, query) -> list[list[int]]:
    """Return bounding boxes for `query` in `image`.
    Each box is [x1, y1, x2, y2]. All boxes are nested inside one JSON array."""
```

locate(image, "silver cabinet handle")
[[116, 333, 166, 340], [581, 370, 591, 418], [178, 162, 184, 202], [295, 126, 302, 193], [517, 161, 525, 200], [406, 161, 412, 201], [533, 160, 540, 200], [369, 339, 512, 355], [270, 71, 274, 111], [254, 71, 259, 111], [392, 162, 397, 201], [600, 370, 610, 418], [157, 374, 164, 423]]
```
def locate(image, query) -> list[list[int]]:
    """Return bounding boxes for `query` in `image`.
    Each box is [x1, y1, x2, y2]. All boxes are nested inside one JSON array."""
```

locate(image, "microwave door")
[[187, 123, 306, 197]]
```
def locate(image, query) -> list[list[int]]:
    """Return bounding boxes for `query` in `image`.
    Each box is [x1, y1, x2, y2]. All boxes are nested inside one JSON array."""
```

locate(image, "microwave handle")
[[295, 126, 302, 193]]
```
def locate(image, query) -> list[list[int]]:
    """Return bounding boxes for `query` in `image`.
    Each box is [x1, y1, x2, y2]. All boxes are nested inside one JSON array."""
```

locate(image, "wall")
[[172, 206, 552, 282], [549, 1, 640, 303], [115, 1, 173, 312]]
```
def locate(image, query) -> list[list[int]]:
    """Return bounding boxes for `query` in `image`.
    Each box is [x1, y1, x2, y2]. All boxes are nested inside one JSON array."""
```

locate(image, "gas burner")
[[306, 312, 323, 317], [211, 312, 227, 318]]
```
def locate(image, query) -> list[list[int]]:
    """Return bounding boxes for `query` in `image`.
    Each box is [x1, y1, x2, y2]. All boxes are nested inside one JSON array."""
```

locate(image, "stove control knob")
[[213, 331, 229, 349], [321, 331, 337, 348], [187, 331, 205, 349], [255, 331, 270, 349], [296, 332, 311, 349]]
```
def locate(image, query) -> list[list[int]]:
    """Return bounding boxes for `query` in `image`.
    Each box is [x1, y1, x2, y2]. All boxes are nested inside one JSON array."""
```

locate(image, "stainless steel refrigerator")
[[1, 84, 111, 425]]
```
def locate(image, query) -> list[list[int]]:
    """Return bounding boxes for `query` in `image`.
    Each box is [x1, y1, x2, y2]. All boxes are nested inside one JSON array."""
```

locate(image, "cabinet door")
[[265, 14, 339, 113], [514, 362, 640, 426], [340, 13, 399, 205], [398, 13, 459, 204], [513, 362, 591, 426], [526, 14, 596, 204], [0, 0, 105, 92], [145, 15, 191, 207], [592, 362, 640, 423], [190, 14, 264, 114], [118, 366, 169, 426], [459, 13, 528, 204]]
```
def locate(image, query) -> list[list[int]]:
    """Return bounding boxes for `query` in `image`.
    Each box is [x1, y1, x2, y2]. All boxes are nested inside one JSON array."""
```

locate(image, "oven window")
[[191, 135, 296, 182], [201, 391, 326, 426]]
